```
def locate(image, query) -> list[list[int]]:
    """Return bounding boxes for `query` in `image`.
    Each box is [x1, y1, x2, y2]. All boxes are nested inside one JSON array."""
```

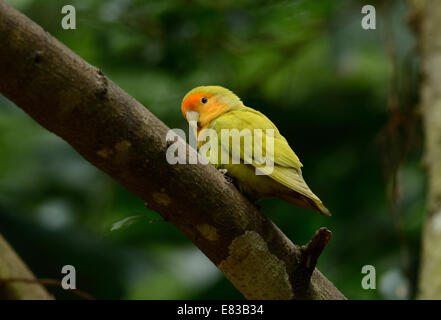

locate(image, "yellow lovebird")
[[181, 86, 330, 216]]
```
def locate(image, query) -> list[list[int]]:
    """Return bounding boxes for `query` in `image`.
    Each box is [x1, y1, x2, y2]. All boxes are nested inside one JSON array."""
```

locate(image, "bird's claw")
[[224, 175, 234, 184], [218, 168, 233, 184]]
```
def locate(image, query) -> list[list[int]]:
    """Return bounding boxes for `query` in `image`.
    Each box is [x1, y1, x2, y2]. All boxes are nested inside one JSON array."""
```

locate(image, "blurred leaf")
[[110, 215, 150, 232]]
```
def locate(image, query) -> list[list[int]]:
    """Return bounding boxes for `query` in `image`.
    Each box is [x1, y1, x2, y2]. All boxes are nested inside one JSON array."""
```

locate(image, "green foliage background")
[[0, 0, 423, 299]]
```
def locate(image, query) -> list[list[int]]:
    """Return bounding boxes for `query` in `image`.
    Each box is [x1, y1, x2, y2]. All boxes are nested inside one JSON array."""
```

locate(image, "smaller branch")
[[0, 234, 53, 300], [299, 228, 332, 282], [0, 277, 94, 300]]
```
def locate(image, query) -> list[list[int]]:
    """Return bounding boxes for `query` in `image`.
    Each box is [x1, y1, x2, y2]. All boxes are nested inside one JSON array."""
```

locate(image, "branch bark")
[[0, 234, 53, 300], [0, 0, 345, 300], [409, 0, 441, 299]]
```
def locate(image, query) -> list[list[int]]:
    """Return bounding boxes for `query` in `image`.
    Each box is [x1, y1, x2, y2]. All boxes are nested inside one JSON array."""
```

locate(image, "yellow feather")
[[183, 86, 330, 216]]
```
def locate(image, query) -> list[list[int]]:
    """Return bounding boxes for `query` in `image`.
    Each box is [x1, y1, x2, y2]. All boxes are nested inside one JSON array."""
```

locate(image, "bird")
[[180, 85, 330, 216]]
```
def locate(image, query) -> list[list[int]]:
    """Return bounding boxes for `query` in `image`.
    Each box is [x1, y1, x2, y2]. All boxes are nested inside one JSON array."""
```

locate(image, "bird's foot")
[[218, 168, 234, 184]]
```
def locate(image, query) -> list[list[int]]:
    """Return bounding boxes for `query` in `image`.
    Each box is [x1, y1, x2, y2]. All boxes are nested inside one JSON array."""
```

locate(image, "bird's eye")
[[201, 97, 208, 104]]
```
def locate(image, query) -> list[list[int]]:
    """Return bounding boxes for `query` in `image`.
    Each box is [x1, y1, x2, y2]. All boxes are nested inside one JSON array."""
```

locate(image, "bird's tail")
[[280, 192, 331, 216]]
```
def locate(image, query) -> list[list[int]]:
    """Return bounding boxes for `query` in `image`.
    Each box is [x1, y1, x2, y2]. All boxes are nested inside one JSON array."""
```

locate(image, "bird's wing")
[[210, 107, 303, 168], [209, 108, 320, 196], [207, 107, 329, 215]]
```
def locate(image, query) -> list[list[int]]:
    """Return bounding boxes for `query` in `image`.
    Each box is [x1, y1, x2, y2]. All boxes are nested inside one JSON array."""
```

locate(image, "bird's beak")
[[186, 111, 200, 128], [186, 111, 199, 141]]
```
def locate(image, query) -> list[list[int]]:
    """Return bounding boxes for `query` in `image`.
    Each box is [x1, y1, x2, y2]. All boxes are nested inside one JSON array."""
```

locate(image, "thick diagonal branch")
[[0, 0, 345, 300]]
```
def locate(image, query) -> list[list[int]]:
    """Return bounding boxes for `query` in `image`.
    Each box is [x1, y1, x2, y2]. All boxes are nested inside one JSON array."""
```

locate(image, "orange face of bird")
[[181, 91, 230, 130]]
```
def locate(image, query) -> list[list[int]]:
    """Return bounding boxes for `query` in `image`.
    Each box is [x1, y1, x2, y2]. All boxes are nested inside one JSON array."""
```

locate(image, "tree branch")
[[0, 0, 345, 300], [299, 228, 332, 284], [0, 234, 53, 299], [409, 0, 441, 299]]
